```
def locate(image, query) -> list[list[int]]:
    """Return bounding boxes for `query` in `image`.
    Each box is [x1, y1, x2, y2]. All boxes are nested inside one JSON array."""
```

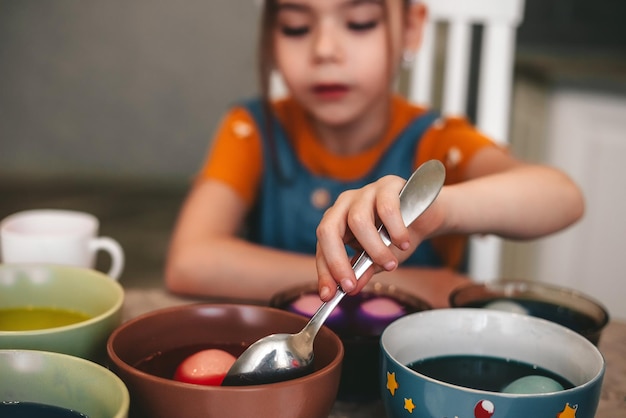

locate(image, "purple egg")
[[356, 296, 406, 336]]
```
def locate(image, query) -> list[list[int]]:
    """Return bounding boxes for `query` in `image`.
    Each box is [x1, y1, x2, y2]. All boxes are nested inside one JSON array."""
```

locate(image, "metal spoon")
[[222, 160, 446, 386]]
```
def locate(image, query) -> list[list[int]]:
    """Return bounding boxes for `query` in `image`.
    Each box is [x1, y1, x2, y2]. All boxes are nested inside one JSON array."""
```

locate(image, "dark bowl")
[[271, 281, 432, 401], [107, 303, 343, 418], [449, 279, 610, 345]]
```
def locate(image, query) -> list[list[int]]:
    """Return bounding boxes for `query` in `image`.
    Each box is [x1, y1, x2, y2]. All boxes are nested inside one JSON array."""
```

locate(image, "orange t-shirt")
[[197, 95, 496, 269]]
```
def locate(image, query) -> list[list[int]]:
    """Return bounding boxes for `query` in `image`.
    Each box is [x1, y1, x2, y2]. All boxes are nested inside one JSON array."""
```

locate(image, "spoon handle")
[[298, 257, 368, 343], [302, 248, 375, 340]]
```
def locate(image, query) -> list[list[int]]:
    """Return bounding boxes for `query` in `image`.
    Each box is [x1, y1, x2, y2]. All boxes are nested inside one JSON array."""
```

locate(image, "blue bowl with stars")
[[380, 308, 604, 418]]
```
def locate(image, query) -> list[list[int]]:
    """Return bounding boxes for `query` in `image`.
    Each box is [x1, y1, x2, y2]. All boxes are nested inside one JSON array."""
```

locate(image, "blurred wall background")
[[503, 0, 626, 319], [0, 0, 258, 184]]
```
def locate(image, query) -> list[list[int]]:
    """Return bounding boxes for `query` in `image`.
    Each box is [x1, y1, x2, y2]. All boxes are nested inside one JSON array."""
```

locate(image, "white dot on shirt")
[[446, 146, 462, 169], [432, 118, 445, 130], [232, 120, 253, 138]]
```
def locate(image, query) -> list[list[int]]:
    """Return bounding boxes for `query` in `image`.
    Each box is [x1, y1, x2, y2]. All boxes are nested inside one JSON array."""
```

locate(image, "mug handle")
[[90, 237, 125, 280]]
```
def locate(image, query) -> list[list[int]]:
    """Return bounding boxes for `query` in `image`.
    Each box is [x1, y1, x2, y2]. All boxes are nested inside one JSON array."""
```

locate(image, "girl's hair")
[[257, 0, 278, 116]]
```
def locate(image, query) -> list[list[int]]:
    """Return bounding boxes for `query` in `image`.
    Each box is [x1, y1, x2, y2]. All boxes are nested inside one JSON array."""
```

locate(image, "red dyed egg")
[[174, 349, 236, 386]]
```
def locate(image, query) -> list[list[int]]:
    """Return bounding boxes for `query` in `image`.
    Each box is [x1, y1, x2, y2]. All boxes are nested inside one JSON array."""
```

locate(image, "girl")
[[165, 0, 584, 308]]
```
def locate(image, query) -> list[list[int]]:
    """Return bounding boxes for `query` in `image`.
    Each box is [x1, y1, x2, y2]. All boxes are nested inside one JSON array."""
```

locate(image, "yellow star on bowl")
[[404, 398, 415, 413], [386, 371, 399, 396]]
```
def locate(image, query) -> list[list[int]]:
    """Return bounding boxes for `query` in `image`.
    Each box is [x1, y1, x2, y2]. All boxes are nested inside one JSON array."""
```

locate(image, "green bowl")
[[0, 349, 129, 418], [0, 263, 124, 362]]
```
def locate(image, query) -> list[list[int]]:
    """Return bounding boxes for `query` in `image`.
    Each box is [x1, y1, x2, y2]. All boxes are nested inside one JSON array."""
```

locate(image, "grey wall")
[[0, 0, 258, 183]]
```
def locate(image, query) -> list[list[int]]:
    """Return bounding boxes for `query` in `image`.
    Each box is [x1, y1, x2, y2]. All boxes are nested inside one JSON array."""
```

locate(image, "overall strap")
[[241, 98, 297, 182]]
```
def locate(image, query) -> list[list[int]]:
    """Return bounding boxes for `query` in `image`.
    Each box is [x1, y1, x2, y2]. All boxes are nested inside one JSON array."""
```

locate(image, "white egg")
[[484, 300, 529, 315], [502, 375, 564, 394]]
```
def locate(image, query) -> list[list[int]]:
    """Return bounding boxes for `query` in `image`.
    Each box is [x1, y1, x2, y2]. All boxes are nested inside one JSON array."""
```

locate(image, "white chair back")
[[410, 0, 525, 282]]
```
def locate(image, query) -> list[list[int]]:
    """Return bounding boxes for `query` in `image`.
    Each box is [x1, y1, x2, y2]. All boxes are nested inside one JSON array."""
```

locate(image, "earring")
[[402, 51, 415, 68]]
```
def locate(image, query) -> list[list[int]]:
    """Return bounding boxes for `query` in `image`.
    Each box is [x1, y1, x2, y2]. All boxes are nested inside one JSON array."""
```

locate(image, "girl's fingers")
[[316, 177, 409, 297], [316, 244, 377, 300], [374, 178, 412, 252], [345, 178, 405, 271], [315, 246, 340, 301], [315, 192, 359, 296]]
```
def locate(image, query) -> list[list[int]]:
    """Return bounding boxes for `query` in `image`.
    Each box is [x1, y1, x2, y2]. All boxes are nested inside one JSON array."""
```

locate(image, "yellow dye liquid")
[[0, 307, 92, 331]]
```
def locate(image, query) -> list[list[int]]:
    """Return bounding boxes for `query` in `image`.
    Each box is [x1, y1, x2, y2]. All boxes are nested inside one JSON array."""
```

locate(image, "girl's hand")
[[315, 175, 445, 301]]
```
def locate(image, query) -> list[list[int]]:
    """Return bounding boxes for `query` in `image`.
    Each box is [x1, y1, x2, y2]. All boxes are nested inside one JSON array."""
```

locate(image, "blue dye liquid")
[[407, 355, 574, 393], [0, 401, 88, 417]]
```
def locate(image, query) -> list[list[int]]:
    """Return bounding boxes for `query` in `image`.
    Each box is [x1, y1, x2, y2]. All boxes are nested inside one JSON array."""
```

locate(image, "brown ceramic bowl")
[[270, 281, 431, 401], [107, 303, 343, 418], [449, 279, 610, 345]]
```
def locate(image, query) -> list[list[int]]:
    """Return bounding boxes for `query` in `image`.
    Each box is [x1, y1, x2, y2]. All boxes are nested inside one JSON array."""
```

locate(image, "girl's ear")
[[404, 2, 427, 53]]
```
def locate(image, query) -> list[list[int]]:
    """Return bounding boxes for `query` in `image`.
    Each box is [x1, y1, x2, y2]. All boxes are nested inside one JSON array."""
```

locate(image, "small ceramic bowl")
[[0, 349, 129, 418], [0, 263, 124, 362], [381, 309, 605, 418], [449, 279, 609, 345], [107, 303, 344, 418], [271, 281, 431, 401]]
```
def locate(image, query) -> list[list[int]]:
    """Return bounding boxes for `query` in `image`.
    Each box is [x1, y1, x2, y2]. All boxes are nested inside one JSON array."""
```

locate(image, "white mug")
[[0, 209, 125, 280]]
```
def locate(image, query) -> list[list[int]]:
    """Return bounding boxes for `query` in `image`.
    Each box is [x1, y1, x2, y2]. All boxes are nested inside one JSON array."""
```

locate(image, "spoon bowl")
[[223, 160, 446, 386]]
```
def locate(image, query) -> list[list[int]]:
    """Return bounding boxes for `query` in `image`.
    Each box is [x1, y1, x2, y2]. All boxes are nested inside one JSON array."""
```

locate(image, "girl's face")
[[272, 0, 409, 128]]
